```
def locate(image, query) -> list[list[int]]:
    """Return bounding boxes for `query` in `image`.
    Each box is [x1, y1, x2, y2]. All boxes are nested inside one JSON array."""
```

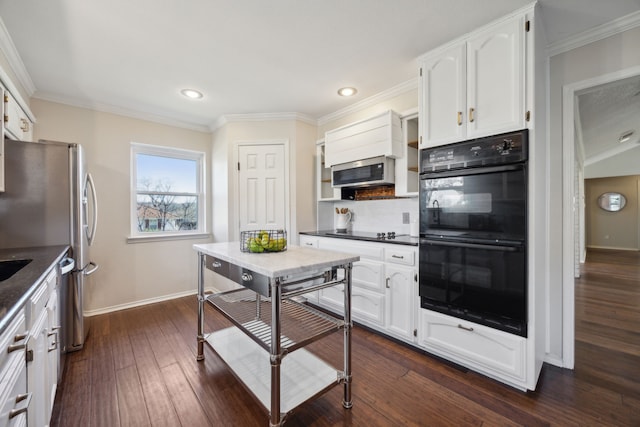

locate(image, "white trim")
[[548, 10, 640, 57], [130, 142, 207, 238], [0, 16, 36, 97], [561, 65, 640, 370], [232, 139, 291, 243], [317, 78, 418, 126], [211, 112, 317, 132], [586, 245, 639, 251], [33, 91, 211, 133], [83, 289, 206, 316], [126, 232, 211, 244]]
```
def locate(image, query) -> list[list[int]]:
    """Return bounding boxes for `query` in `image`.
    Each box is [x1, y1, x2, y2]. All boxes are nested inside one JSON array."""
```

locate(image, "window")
[[130, 143, 205, 240]]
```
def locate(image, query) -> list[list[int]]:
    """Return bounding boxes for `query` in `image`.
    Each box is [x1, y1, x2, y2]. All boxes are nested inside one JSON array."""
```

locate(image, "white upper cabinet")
[[419, 44, 466, 147], [419, 13, 527, 148], [324, 110, 402, 167], [4, 91, 33, 142], [466, 15, 525, 139]]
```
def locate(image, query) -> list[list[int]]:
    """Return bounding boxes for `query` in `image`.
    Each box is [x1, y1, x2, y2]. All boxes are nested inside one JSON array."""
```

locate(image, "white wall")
[[548, 25, 640, 361], [30, 99, 213, 314]]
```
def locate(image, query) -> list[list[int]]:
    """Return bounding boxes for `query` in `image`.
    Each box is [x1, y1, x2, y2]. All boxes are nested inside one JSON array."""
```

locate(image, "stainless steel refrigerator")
[[0, 138, 98, 353]]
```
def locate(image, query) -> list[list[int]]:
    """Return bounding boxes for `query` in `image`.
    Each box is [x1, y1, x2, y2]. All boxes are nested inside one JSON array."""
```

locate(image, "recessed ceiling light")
[[337, 87, 357, 97], [618, 130, 634, 143], [180, 89, 203, 99]]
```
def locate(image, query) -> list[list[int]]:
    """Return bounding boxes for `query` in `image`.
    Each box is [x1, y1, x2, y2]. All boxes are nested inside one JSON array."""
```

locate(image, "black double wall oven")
[[418, 130, 528, 337]]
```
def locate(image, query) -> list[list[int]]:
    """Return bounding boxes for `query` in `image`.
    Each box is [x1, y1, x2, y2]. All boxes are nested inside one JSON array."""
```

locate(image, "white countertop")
[[193, 242, 359, 278]]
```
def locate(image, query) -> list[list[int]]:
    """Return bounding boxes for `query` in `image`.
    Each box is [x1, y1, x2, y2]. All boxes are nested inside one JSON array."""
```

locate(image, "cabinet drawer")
[[319, 285, 385, 326], [0, 311, 26, 371], [419, 309, 526, 381], [318, 239, 383, 260], [0, 347, 28, 427], [385, 247, 415, 266], [298, 236, 318, 248], [352, 260, 385, 292], [27, 281, 49, 329]]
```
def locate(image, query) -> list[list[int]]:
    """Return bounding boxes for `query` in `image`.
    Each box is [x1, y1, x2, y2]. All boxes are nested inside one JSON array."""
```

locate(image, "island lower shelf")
[[207, 288, 344, 353], [206, 326, 339, 414]]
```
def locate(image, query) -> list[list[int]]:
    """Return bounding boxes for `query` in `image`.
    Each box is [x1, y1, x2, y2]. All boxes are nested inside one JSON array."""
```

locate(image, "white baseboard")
[[543, 354, 565, 368], [84, 287, 220, 317], [586, 245, 639, 251]]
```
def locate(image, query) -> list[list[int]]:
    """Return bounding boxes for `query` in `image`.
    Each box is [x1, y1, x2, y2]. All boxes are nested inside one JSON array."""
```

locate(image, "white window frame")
[[128, 143, 207, 242]]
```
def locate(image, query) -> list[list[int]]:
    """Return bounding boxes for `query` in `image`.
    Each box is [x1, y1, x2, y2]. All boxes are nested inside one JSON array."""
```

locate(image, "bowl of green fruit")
[[241, 230, 287, 253]]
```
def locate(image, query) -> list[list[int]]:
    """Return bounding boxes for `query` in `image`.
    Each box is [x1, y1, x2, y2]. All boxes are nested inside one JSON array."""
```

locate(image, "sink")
[[0, 259, 32, 282]]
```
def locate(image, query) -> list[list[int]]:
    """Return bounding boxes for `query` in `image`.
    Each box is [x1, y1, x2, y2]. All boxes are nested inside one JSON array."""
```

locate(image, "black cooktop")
[[301, 230, 419, 246]]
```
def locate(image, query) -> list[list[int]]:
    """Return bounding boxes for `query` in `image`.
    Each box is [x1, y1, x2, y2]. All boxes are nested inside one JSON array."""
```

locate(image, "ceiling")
[[0, 0, 639, 131]]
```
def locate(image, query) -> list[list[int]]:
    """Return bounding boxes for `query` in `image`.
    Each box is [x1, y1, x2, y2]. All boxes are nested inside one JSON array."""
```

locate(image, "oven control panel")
[[420, 129, 528, 172]]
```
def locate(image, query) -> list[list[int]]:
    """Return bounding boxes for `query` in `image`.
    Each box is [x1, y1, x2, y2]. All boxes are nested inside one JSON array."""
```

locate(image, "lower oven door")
[[419, 238, 527, 336]]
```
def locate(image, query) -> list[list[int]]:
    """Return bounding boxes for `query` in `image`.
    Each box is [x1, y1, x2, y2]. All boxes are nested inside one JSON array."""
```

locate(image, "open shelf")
[[207, 288, 344, 353], [206, 327, 339, 414]]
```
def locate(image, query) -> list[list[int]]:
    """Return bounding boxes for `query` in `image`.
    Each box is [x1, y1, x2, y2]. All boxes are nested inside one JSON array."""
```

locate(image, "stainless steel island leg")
[[342, 263, 353, 409], [196, 252, 205, 361], [270, 277, 283, 427]]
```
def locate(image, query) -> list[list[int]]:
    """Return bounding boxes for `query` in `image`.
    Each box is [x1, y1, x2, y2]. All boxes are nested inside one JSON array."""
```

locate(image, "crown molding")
[[0, 16, 36, 97], [548, 9, 640, 57], [210, 112, 318, 132], [33, 91, 212, 133], [317, 78, 418, 127]]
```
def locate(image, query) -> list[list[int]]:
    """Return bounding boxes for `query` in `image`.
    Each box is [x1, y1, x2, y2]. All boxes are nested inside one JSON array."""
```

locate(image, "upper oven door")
[[419, 164, 526, 241]]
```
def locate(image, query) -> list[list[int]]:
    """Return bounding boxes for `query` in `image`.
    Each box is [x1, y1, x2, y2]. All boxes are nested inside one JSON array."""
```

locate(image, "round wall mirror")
[[597, 192, 626, 212]]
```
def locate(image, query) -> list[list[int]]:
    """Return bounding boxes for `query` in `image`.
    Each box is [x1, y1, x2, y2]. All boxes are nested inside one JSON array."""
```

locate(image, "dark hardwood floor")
[[51, 250, 640, 426]]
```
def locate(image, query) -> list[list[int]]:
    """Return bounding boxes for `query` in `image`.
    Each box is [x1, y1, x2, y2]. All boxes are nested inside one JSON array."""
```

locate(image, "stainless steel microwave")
[[331, 156, 395, 188]]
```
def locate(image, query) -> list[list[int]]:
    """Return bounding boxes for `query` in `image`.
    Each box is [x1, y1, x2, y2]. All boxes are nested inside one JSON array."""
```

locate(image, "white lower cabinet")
[[301, 235, 417, 340], [26, 267, 59, 427], [418, 309, 526, 384], [0, 309, 28, 427], [385, 264, 416, 342]]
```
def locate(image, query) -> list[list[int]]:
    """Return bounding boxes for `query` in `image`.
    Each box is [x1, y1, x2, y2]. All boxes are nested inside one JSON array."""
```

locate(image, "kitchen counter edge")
[[300, 230, 419, 246], [0, 245, 69, 334]]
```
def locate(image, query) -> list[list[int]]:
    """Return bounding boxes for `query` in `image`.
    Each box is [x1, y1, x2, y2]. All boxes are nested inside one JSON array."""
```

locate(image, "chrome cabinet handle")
[[211, 261, 222, 268], [457, 324, 474, 332], [9, 393, 32, 419], [241, 272, 253, 281], [47, 326, 60, 352], [8, 332, 29, 353]]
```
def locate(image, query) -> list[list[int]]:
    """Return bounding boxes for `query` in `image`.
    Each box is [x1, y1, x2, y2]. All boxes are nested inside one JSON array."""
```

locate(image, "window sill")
[[127, 232, 212, 244]]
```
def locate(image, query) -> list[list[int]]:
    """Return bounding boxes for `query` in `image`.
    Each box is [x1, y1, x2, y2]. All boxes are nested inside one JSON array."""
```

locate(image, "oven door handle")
[[420, 163, 524, 179], [421, 239, 523, 252]]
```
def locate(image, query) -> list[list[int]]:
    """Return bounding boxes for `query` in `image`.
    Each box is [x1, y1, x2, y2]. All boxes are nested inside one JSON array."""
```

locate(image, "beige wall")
[[30, 99, 213, 314], [548, 25, 640, 360], [585, 176, 639, 250]]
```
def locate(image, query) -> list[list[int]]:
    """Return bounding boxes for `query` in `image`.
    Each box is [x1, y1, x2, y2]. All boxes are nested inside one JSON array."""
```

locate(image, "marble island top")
[[193, 242, 360, 278]]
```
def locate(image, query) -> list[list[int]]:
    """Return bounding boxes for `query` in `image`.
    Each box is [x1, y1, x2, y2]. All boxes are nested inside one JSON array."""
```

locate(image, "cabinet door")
[[27, 310, 48, 427], [385, 265, 416, 341], [46, 290, 60, 418], [466, 15, 525, 139], [419, 44, 466, 148], [3, 92, 32, 142]]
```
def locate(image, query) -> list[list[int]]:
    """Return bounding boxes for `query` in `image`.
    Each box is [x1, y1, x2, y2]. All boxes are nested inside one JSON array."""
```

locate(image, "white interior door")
[[238, 144, 286, 232]]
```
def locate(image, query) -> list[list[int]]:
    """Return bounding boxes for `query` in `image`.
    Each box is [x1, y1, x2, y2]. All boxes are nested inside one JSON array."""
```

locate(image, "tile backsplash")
[[332, 198, 419, 235]]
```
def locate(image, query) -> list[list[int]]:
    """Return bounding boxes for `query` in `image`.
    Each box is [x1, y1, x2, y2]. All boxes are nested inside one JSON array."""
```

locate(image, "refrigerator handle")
[[86, 172, 98, 246], [83, 261, 99, 276]]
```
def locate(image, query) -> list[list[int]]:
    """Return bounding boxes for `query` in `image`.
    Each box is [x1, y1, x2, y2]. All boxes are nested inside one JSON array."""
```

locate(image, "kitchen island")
[[193, 242, 359, 427]]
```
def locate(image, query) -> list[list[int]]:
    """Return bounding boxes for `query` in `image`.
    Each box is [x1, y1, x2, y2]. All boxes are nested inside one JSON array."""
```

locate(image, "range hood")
[[331, 156, 395, 188]]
